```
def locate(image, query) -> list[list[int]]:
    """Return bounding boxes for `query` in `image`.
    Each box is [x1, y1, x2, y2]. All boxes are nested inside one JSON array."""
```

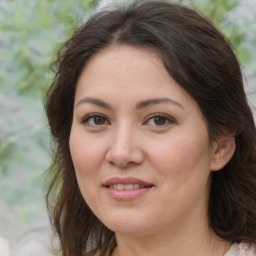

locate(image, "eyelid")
[[81, 113, 110, 125], [80, 112, 175, 126], [143, 113, 176, 126]]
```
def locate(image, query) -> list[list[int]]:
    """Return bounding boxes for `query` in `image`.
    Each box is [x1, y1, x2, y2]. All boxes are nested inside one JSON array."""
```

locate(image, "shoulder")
[[225, 242, 256, 256]]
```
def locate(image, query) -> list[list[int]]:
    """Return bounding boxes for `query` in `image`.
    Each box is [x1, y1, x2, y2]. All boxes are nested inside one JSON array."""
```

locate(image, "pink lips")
[[103, 177, 154, 201]]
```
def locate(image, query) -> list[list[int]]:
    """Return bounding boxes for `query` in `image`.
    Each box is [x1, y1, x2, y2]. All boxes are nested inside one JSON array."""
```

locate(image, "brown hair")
[[45, 1, 256, 255]]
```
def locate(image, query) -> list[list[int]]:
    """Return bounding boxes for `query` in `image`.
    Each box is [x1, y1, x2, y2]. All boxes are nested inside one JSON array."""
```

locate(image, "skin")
[[69, 45, 235, 256]]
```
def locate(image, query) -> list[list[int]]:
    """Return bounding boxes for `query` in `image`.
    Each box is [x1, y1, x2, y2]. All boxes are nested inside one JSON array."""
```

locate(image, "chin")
[[99, 211, 154, 236]]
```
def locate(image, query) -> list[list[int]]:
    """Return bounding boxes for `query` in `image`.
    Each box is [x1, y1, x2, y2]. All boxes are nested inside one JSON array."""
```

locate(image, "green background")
[[0, 0, 255, 255]]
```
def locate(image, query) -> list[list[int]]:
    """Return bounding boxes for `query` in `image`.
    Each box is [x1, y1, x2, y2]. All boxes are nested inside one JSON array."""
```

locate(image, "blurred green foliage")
[[191, 0, 253, 66], [0, 0, 99, 250], [0, 0, 98, 97], [192, 0, 238, 24]]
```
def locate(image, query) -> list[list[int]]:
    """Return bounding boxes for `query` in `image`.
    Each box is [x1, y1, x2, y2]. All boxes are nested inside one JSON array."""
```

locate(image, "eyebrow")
[[76, 97, 112, 109], [76, 97, 184, 110], [136, 98, 184, 109]]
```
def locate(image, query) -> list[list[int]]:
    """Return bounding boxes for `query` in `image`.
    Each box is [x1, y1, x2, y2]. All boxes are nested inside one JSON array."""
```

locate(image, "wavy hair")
[[45, 1, 256, 255]]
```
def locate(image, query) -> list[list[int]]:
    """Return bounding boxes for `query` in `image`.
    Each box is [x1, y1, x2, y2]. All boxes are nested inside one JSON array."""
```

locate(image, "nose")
[[105, 123, 145, 168]]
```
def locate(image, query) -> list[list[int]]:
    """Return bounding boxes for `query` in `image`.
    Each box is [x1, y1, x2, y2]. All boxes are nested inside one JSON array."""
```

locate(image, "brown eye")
[[153, 116, 168, 126], [82, 114, 109, 126], [94, 116, 106, 125], [144, 114, 175, 127]]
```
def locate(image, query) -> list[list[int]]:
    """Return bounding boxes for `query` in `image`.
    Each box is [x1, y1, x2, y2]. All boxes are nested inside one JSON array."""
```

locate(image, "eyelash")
[[82, 113, 109, 126], [81, 113, 176, 127], [143, 113, 176, 127]]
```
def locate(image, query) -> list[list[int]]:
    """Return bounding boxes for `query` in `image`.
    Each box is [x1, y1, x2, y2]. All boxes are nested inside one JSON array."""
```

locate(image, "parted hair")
[[45, 1, 256, 255]]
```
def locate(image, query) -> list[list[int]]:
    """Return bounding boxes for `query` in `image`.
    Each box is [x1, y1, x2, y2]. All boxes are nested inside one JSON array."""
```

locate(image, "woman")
[[45, 1, 256, 255]]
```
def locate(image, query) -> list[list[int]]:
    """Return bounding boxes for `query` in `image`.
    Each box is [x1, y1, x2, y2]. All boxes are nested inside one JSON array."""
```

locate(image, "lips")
[[103, 176, 153, 188], [103, 177, 154, 200], [109, 184, 145, 190]]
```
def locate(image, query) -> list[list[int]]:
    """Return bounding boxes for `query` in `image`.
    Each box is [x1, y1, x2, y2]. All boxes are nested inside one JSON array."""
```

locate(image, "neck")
[[111, 212, 231, 256]]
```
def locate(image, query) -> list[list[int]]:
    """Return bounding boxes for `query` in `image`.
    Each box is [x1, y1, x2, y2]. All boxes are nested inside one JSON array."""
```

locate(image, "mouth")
[[103, 177, 154, 200], [106, 184, 153, 190]]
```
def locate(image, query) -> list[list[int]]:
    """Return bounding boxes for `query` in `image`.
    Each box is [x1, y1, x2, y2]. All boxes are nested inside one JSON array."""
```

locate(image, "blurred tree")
[[0, 0, 98, 97], [191, 0, 247, 63], [0, 0, 99, 253]]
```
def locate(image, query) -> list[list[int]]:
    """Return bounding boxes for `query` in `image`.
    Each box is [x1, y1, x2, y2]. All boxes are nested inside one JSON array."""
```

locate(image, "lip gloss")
[[104, 186, 152, 200], [103, 176, 154, 201]]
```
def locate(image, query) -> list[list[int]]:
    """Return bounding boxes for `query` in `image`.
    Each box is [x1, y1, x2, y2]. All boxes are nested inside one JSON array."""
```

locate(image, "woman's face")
[[69, 45, 220, 237]]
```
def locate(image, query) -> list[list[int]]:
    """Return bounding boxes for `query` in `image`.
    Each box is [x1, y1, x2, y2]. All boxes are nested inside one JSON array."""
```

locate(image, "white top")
[[225, 243, 256, 256]]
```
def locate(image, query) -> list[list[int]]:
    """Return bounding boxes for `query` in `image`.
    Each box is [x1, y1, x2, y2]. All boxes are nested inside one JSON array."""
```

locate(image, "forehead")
[[78, 45, 163, 86], [78, 46, 177, 92], [74, 45, 200, 113]]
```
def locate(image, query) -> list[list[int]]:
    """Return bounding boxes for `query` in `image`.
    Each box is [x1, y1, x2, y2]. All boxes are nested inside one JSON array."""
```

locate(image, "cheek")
[[69, 132, 107, 205], [152, 138, 208, 169], [150, 136, 212, 216], [149, 131, 212, 189], [69, 133, 104, 207], [69, 132, 105, 175]]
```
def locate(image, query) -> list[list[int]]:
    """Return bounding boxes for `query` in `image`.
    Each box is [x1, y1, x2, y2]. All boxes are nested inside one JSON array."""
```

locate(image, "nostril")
[[105, 147, 145, 167]]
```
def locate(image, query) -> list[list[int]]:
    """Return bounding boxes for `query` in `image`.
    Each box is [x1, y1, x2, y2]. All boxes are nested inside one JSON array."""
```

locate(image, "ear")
[[210, 135, 236, 171]]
